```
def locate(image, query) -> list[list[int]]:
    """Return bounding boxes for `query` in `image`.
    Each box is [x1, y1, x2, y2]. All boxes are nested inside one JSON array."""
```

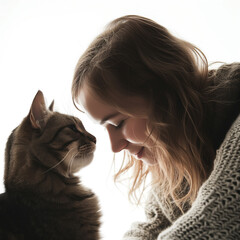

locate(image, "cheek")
[[123, 118, 147, 143]]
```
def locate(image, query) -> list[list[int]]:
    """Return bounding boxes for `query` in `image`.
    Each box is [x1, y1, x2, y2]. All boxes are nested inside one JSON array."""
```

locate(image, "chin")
[[73, 153, 95, 172]]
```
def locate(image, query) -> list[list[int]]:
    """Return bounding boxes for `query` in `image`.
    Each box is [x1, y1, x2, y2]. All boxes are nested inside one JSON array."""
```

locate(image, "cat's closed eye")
[[68, 124, 79, 133]]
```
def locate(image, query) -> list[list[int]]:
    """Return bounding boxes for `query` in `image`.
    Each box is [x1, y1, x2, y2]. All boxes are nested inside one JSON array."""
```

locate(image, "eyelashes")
[[102, 117, 128, 130], [68, 124, 86, 138], [115, 119, 125, 129]]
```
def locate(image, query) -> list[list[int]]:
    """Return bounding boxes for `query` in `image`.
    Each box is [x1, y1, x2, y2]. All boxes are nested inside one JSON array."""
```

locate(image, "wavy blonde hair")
[[72, 15, 216, 210]]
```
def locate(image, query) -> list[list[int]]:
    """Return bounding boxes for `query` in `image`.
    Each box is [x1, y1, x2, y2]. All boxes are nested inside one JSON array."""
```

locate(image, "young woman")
[[72, 15, 240, 239]]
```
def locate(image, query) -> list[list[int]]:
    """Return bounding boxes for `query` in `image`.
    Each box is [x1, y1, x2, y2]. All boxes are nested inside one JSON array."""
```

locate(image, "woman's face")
[[79, 84, 156, 165]]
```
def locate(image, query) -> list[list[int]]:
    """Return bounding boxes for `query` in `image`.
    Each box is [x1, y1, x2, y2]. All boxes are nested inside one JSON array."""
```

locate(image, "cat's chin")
[[72, 152, 95, 172], [80, 152, 95, 168]]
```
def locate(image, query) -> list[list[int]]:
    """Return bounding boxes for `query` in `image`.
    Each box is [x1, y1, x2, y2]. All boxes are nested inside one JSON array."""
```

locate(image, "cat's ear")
[[29, 90, 49, 129], [48, 100, 54, 111]]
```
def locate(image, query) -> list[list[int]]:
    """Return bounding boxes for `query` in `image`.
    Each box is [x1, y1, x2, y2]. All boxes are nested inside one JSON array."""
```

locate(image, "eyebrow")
[[100, 112, 120, 125]]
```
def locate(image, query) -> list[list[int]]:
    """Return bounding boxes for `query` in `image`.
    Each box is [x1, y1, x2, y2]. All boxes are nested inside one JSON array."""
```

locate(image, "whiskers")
[[43, 147, 78, 175], [67, 143, 96, 175], [79, 143, 95, 153], [42, 143, 95, 176], [67, 151, 79, 176]]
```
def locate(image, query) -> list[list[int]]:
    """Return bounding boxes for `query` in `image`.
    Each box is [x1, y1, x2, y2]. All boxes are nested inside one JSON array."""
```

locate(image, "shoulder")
[[209, 62, 240, 91], [210, 62, 240, 78], [210, 62, 240, 93]]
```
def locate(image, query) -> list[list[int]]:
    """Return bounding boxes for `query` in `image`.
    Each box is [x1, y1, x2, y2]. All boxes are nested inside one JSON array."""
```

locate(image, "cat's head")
[[5, 91, 96, 187]]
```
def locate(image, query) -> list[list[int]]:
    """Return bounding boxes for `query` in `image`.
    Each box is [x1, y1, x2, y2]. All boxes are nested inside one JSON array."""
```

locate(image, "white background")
[[0, 0, 240, 239]]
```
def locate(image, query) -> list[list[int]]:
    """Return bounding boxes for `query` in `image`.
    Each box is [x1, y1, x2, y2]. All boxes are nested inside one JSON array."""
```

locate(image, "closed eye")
[[115, 120, 125, 129], [68, 124, 79, 133]]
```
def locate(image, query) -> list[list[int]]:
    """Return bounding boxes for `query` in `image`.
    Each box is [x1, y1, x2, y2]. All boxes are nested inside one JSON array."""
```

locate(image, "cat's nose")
[[87, 133, 96, 144]]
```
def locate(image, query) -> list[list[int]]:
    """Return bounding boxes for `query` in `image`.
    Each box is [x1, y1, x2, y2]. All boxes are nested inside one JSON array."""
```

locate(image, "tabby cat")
[[0, 91, 101, 240]]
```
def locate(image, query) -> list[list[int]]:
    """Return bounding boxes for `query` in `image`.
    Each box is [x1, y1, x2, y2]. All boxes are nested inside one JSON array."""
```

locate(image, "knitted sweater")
[[123, 64, 240, 240]]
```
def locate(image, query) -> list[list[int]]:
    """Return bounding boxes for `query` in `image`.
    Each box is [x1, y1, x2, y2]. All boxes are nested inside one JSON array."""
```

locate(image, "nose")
[[86, 132, 96, 144], [106, 126, 128, 153]]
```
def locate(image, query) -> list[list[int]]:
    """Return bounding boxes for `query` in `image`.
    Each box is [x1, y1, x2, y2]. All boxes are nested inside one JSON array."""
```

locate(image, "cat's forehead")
[[49, 112, 83, 127]]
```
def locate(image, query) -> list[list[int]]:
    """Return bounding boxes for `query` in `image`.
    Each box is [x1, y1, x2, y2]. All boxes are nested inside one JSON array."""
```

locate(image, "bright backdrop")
[[0, 0, 240, 239]]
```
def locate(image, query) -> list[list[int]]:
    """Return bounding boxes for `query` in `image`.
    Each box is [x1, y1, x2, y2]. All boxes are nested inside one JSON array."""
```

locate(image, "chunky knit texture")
[[123, 63, 240, 240], [158, 114, 240, 239], [123, 114, 240, 240]]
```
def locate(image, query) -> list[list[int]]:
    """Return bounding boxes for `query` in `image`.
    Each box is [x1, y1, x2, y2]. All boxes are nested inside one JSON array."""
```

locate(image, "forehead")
[[79, 84, 117, 122], [46, 113, 81, 127], [79, 83, 149, 122]]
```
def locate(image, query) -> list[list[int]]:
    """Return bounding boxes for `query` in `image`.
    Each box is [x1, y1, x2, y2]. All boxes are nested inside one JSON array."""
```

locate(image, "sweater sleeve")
[[122, 192, 172, 240], [157, 114, 240, 240]]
